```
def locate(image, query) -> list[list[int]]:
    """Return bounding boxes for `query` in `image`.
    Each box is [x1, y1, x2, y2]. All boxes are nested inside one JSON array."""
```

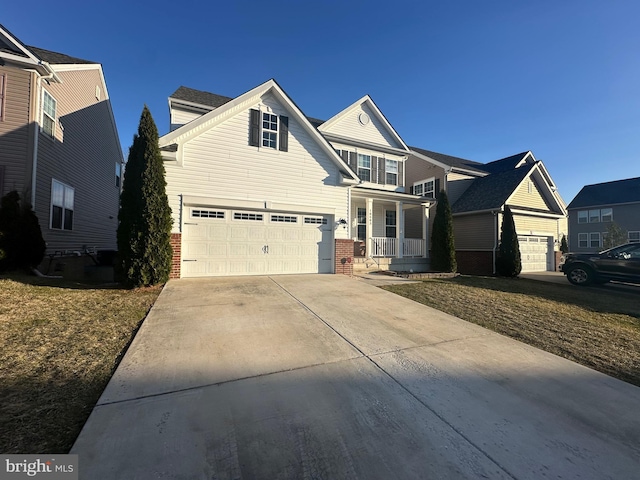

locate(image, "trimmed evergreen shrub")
[[0, 190, 46, 272], [430, 190, 456, 272], [495, 205, 521, 277], [116, 106, 173, 287]]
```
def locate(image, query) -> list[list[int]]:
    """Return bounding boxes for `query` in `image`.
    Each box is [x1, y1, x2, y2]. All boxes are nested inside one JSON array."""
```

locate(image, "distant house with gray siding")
[[0, 24, 123, 258], [567, 177, 640, 253]]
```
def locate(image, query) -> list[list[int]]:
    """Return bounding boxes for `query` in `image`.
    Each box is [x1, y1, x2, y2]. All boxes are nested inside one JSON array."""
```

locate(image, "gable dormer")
[[319, 95, 410, 192], [168, 86, 233, 131]]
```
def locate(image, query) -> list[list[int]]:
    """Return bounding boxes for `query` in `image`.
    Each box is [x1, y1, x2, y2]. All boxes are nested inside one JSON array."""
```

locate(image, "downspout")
[[492, 210, 499, 274], [30, 65, 57, 207]]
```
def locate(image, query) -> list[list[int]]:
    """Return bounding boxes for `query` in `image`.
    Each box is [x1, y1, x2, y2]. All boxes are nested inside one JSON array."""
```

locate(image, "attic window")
[[249, 109, 289, 151]]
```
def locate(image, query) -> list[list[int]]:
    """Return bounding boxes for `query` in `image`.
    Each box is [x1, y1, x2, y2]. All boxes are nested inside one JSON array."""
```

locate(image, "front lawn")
[[384, 276, 640, 387], [0, 275, 161, 453]]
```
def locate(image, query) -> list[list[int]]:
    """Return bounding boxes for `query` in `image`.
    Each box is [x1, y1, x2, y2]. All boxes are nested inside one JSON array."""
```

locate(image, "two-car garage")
[[181, 206, 334, 277]]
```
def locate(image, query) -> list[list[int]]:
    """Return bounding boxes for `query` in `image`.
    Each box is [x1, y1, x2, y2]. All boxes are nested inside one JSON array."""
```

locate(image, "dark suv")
[[560, 243, 640, 286]]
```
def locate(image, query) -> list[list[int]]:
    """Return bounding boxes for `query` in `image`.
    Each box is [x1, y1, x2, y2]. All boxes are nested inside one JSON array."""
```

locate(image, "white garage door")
[[182, 208, 334, 277], [518, 235, 551, 272]]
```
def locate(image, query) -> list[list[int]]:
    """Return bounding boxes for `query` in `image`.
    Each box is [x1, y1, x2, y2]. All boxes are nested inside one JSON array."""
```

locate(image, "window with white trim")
[[601, 208, 613, 222], [42, 90, 57, 137], [304, 217, 327, 225], [589, 209, 600, 223], [578, 233, 588, 248], [271, 215, 297, 223], [192, 210, 224, 218], [385, 210, 396, 237], [385, 159, 398, 185], [357, 154, 371, 182], [357, 207, 366, 241], [262, 113, 278, 148], [629, 231, 640, 243], [414, 178, 435, 197], [51, 180, 74, 230], [577, 211, 588, 223], [589, 232, 601, 249], [249, 109, 289, 151]]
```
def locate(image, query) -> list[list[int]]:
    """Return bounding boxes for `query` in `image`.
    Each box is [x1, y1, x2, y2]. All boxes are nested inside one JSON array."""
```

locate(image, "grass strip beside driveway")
[[384, 276, 640, 387], [0, 276, 161, 454]]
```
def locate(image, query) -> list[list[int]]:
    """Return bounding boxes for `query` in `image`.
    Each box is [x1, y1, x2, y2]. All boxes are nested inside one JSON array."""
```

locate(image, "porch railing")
[[371, 237, 424, 257]]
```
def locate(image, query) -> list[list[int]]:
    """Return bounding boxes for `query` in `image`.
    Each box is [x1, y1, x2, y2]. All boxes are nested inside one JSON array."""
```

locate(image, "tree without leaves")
[[602, 222, 627, 249], [495, 205, 521, 277], [430, 190, 456, 272], [117, 106, 172, 287]]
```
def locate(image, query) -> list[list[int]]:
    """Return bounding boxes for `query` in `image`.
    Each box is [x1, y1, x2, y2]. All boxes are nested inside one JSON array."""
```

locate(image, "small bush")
[[0, 191, 46, 272]]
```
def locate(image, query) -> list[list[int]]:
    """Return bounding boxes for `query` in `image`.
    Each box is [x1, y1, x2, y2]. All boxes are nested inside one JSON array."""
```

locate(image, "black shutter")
[[435, 178, 441, 199], [371, 156, 377, 183], [348, 152, 357, 172], [249, 109, 260, 146], [278, 115, 288, 151], [378, 157, 385, 184]]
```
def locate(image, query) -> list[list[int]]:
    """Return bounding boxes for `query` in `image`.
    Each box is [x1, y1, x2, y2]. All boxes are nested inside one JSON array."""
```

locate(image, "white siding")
[[165, 93, 349, 238], [170, 107, 207, 131], [323, 104, 402, 149]]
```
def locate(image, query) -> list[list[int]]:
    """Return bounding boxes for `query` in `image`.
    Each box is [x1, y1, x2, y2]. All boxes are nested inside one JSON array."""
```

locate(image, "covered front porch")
[[350, 188, 432, 270]]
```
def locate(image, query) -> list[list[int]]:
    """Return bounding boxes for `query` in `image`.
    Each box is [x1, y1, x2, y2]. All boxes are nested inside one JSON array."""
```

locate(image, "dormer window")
[[249, 109, 288, 151]]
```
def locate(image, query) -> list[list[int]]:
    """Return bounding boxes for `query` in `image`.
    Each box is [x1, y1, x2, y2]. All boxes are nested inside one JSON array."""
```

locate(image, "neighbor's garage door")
[[182, 208, 334, 277], [518, 235, 551, 272]]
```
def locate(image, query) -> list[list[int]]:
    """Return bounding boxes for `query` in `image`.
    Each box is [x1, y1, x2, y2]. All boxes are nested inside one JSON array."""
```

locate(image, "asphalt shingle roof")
[[410, 146, 486, 173], [451, 166, 531, 213], [476, 152, 530, 174], [170, 86, 234, 109], [28, 46, 94, 64], [567, 177, 640, 209]]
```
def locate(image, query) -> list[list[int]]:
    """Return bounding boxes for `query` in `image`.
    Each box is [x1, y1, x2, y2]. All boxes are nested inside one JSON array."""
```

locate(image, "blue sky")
[[3, 1, 639, 203]]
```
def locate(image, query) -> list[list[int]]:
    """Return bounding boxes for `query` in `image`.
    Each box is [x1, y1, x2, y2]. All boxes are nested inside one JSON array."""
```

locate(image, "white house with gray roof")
[[159, 80, 433, 278]]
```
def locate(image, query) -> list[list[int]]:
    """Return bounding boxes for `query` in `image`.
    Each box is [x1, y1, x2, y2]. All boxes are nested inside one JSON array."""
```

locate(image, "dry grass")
[[384, 276, 640, 387], [0, 275, 161, 453]]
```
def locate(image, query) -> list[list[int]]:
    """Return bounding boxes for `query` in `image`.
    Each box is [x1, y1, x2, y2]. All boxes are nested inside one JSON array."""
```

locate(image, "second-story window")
[[262, 113, 278, 148], [385, 159, 398, 185], [42, 90, 57, 138], [357, 154, 371, 182]]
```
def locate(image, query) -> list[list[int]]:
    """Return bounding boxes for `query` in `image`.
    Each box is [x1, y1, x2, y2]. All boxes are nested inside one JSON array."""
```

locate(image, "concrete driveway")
[[71, 275, 640, 479]]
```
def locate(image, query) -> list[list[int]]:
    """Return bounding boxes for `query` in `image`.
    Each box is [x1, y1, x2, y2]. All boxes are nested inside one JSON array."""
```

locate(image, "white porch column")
[[396, 201, 403, 258], [366, 197, 373, 258], [422, 204, 429, 258]]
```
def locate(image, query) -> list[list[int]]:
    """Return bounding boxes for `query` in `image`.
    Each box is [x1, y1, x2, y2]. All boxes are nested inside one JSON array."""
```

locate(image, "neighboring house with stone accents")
[[566, 177, 640, 253], [406, 148, 567, 275], [0, 24, 123, 258], [159, 80, 434, 278]]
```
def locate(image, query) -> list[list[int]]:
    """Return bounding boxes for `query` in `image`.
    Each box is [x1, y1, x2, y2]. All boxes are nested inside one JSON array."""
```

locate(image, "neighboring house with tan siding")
[[407, 148, 567, 274], [0, 24, 122, 259], [566, 177, 640, 253]]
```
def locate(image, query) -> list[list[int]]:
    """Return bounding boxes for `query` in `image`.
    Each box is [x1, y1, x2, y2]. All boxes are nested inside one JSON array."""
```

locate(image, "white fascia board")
[[326, 133, 410, 157], [169, 97, 215, 113], [159, 79, 359, 182], [515, 150, 535, 168], [350, 187, 432, 206], [319, 95, 409, 152]]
